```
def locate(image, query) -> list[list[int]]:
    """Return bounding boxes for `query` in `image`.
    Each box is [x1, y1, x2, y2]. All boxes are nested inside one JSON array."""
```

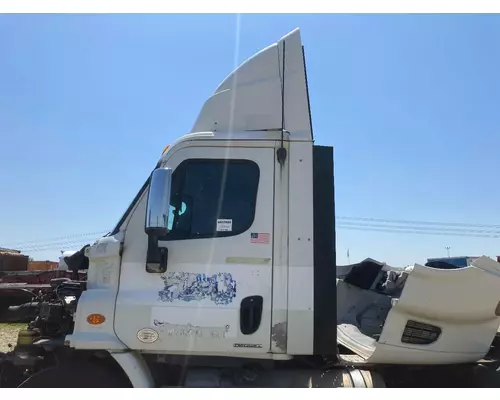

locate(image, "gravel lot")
[[0, 323, 25, 353]]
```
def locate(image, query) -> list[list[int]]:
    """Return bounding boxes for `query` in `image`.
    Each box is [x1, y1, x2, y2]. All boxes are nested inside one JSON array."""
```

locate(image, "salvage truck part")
[[1, 28, 500, 388]]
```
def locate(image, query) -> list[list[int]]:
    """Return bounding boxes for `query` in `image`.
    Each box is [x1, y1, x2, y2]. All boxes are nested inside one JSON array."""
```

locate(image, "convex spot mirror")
[[145, 167, 173, 237]]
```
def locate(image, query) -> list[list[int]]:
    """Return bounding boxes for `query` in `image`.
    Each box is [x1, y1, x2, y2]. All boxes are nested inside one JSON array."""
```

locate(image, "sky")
[[1, 14, 500, 266]]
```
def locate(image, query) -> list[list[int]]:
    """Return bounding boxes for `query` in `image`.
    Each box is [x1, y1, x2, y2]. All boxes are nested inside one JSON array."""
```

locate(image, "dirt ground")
[[0, 323, 25, 353]]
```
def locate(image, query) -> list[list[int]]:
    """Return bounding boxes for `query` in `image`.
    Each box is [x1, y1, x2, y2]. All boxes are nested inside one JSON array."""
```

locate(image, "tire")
[[18, 359, 132, 388], [341, 369, 386, 388]]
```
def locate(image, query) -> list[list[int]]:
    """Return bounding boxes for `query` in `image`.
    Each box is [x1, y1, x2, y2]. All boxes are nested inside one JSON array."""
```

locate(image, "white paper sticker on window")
[[217, 219, 233, 232]]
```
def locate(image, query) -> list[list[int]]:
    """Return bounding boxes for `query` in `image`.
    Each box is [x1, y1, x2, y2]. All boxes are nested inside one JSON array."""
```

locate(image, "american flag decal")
[[250, 232, 270, 244]]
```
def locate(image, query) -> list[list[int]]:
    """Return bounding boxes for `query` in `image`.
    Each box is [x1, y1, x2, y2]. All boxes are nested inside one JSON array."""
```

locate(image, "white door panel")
[[114, 145, 275, 355]]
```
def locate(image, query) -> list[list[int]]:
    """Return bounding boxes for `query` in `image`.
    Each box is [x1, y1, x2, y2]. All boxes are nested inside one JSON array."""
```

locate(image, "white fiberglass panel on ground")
[[338, 256, 500, 365]]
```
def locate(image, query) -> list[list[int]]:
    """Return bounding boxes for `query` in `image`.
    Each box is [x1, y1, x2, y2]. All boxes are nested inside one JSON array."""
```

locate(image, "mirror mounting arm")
[[146, 235, 168, 274]]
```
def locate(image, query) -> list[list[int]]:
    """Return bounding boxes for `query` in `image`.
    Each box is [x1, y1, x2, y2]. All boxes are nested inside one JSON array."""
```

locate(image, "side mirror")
[[145, 168, 173, 237]]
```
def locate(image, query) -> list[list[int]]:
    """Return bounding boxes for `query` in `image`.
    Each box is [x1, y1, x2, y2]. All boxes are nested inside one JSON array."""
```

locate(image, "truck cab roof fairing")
[[190, 28, 313, 142]]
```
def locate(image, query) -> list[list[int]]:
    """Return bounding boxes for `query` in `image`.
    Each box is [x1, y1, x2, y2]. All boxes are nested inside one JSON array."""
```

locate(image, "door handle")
[[240, 296, 263, 335]]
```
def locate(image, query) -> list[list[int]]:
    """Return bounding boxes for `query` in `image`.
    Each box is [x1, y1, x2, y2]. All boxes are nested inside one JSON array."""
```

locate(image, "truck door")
[[114, 144, 275, 356]]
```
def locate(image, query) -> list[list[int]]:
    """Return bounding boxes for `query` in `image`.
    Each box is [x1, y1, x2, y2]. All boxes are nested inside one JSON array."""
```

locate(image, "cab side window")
[[161, 159, 260, 241]]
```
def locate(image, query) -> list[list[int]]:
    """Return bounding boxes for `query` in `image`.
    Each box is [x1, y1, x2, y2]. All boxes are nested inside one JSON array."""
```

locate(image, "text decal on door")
[[216, 219, 233, 232]]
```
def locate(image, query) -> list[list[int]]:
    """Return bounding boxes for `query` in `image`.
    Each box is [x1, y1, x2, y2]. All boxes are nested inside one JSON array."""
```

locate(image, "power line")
[[3, 215, 500, 251], [18, 239, 98, 253], [337, 216, 500, 229], [2, 230, 109, 249], [337, 224, 499, 238], [18, 236, 104, 251], [337, 221, 500, 236]]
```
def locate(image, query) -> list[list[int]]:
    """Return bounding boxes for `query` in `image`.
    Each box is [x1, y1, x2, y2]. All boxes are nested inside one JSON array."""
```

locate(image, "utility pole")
[[445, 246, 451, 258]]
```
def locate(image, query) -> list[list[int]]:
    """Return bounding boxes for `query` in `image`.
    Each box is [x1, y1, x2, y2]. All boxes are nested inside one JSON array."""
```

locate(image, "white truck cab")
[[69, 28, 333, 362], [5, 28, 500, 389]]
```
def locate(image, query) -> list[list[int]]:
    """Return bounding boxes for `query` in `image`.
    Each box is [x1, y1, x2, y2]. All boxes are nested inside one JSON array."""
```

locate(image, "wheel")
[[260, 368, 386, 388], [17, 359, 132, 388], [341, 369, 386, 388]]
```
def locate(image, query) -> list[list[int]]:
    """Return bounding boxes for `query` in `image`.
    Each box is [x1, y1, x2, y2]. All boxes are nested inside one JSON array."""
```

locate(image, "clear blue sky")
[[1, 14, 500, 266]]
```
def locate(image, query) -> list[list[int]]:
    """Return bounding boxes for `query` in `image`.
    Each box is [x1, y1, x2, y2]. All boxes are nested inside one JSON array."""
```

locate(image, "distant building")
[[27, 260, 59, 271], [0, 247, 29, 272], [426, 256, 479, 268], [0, 247, 21, 254]]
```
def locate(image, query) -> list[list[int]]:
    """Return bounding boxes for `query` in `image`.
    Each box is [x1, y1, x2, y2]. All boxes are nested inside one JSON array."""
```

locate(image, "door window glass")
[[161, 159, 260, 240]]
